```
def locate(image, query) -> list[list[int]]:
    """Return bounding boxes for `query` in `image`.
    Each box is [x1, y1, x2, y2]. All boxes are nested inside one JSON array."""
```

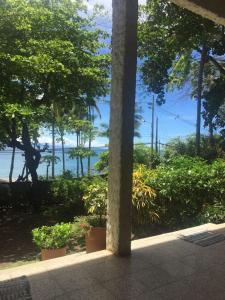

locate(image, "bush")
[[197, 203, 225, 224], [146, 156, 225, 227], [44, 177, 86, 221], [0, 181, 52, 212], [132, 165, 158, 225], [133, 145, 160, 168], [32, 223, 72, 249], [94, 146, 161, 173], [73, 215, 106, 238], [83, 178, 107, 221], [82, 166, 158, 226]]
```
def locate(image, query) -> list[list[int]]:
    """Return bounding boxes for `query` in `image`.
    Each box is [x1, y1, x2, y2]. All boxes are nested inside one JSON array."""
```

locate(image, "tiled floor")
[[0, 223, 225, 299]]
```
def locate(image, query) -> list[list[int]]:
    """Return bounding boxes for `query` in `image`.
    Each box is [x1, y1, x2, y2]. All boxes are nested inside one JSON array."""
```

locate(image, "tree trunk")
[[88, 106, 92, 176], [22, 123, 39, 183], [196, 45, 207, 156], [9, 146, 15, 183], [47, 162, 50, 180], [80, 157, 84, 177], [76, 132, 79, 177], [208, 119, 214, 146], [61, 131, 65, 173], [9, 118, 17, 183], [52, 110, 55, 179]]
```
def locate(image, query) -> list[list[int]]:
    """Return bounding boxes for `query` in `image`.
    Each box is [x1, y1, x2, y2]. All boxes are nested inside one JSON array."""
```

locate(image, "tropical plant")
[[73, 215, 106, 237], [132, 165, 158, 225], [83, 178, 107, 224], [82, 168, 158, 226], [41, 155, 60, 180], [32, 223, 72, 249]]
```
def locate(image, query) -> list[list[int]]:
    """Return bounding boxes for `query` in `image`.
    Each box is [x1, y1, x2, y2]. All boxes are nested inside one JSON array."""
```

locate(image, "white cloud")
[[38, 134, 108, 148]]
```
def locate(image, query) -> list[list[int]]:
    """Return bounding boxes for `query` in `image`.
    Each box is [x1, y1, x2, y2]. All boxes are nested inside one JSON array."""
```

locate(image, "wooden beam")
[[171, 0, 225, 26]]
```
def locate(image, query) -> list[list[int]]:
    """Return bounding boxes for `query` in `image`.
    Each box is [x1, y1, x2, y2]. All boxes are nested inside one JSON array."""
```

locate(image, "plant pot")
[[85, 227, 106, 253], [41, 246, 67, 260]]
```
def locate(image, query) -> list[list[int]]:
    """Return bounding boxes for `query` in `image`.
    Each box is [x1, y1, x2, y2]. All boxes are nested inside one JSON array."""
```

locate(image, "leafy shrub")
[[94, 146, 160, 173], [164, 135, 225, 162], [32, 223, 72, 249], [94, 151, 109, 173], [83, 178, 107, 221], [82, 167, 157, 226], [44, 177, 86, 221], [132, 165, 158, 225], [146, 156, 225, 227], [198, 203, 225, 224], [0, 181, 52, 212], [133, 145, 160, 168], [73, 215, 106, 238]]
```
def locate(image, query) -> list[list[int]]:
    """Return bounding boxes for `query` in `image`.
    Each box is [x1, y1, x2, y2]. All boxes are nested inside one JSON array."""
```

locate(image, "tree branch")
[[208, 55, 225, 76]]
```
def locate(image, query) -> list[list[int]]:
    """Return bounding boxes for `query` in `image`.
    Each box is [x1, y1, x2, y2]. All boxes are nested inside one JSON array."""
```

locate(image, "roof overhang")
[[171, 0, 225, 26]]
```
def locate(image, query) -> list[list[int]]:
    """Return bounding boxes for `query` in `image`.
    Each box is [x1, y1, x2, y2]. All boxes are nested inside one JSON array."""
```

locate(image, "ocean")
[[0, 147, 107, 180]]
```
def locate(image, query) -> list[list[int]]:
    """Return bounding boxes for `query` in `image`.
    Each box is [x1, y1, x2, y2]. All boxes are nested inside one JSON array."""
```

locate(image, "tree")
[[164, 135, 225, 161], [139, 0, 225, 154], [0, 0, 109, 181], [41, 155, 60, 180]]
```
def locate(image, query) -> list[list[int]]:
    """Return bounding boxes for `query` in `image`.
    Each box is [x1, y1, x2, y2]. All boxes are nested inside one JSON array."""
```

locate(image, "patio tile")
[[29, 272, 64, 300], [133, 265, 177, 291], [102, 276, 148, 299], [157, 259, 196, 278], [84, 259, 128, 281], [179, 270, 225, 300], [51, 269, 99, 292], [177, 253, 218, 272], [67, 284, 115, 300], [141, 280, 189, 300]]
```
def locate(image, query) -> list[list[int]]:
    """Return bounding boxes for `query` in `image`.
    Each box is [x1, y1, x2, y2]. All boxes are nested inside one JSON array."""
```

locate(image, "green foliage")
[[198, 203, 225, 224], [0, 0, 110, 179], [43, 177, 86, 221], [139, 0, 225, 139], [132, 165, 158, 225], [32, 223, 72, 249], [94, 146, 161, 173], [72, 215, 106, 237], [146, 156, 225, 226], [164, 135, 225, 161], [133, 145, 160, 168], [82, 168, 158, 226], [83, 178, 107, 219], [94, 150, 109, 173], [68, 147, 96, 160]]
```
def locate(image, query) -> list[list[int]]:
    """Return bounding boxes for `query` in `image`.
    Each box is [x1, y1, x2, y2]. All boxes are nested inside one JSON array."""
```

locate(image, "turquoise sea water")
[[0, 147, 106, 180]]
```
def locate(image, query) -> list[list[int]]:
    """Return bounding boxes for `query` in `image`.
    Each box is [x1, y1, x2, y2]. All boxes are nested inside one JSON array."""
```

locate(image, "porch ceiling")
[[171, 0, 225, 26]]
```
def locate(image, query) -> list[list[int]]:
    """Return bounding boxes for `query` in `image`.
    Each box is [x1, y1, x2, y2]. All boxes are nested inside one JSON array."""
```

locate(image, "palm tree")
[[41, 155, 60, 180]]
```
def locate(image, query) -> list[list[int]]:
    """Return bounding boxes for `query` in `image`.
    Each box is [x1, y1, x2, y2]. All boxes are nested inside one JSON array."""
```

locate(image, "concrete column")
[[107, 0, 138, 256]]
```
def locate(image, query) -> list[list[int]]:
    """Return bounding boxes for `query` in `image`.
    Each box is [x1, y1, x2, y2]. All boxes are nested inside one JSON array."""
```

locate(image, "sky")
[[40, 0, 209, 148]]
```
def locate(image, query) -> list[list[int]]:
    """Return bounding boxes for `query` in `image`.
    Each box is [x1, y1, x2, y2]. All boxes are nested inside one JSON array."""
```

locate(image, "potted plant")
[[73, 178, 107, 253], [73, 215, 106, 253], [32, 223, 72, 260]]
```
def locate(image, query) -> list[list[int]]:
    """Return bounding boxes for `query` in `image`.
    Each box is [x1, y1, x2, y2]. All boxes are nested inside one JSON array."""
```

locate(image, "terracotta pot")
[[41, 246, 67, 260], [85, 227, 106, 253]]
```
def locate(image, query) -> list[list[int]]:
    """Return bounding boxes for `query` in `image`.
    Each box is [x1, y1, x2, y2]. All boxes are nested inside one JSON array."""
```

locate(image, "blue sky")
[[40, 0, 209, 147]]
